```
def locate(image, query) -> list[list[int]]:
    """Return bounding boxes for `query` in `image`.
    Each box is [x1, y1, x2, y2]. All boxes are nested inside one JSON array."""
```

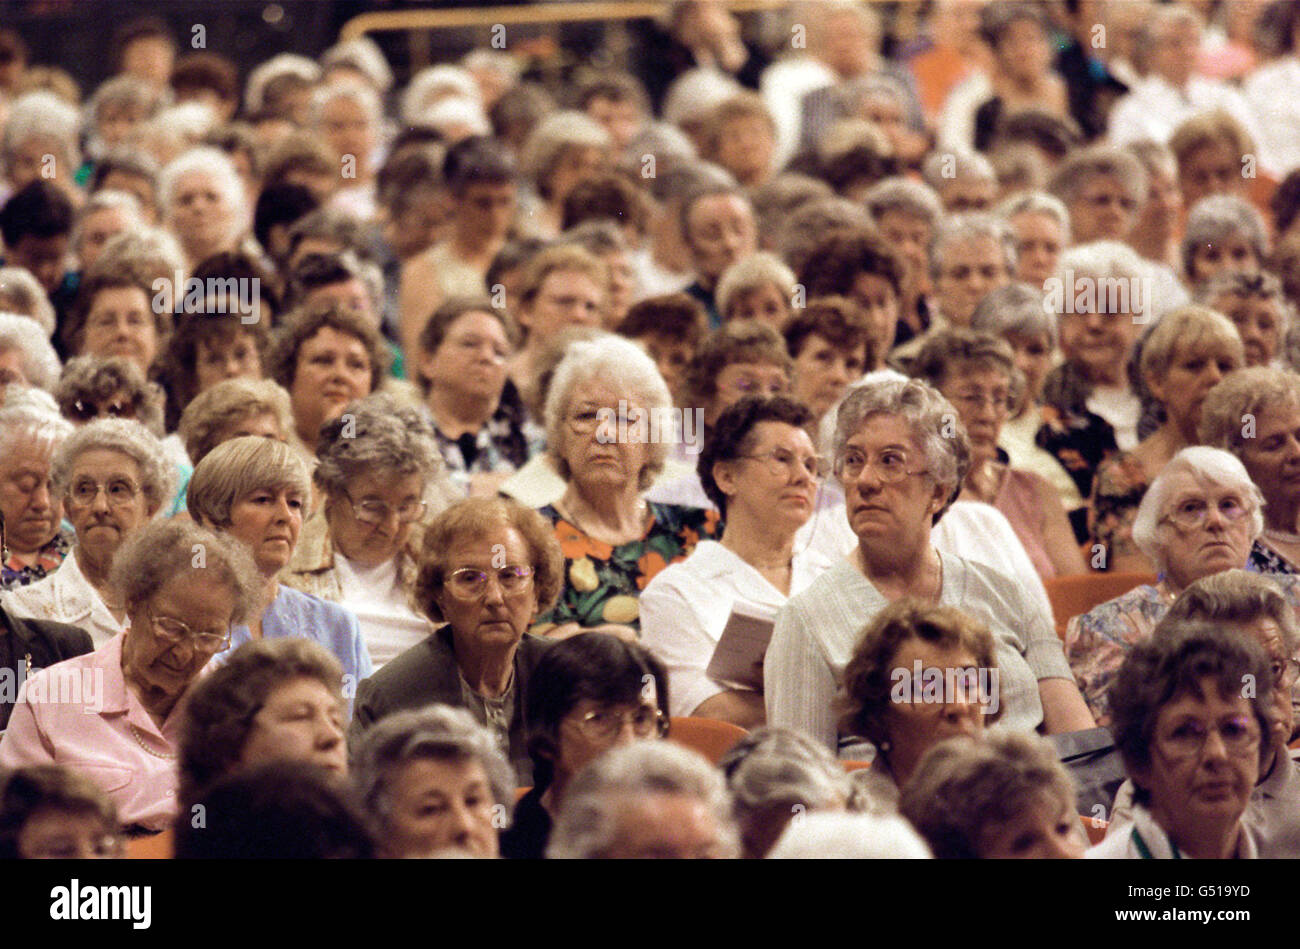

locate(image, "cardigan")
[[0, 605, 94, 730]]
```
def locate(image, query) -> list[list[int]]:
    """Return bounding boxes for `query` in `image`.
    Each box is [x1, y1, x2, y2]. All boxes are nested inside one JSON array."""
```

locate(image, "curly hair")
[[51, 416, 174, 514], [698, 395, 814, 517], [314, 391, 442, 497], [838, 599, 998, 749], [264, 300, 390, 394], [178, 637, 344, 807], [684, 319, 792, 413], [177, 376, 293, 466], [413, 497, 563, 625]]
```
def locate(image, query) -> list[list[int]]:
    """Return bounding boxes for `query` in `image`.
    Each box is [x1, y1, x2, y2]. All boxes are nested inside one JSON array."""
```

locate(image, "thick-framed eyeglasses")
[[837, 448, 928, 483], [573, 705, 669, 742], [343, 490, 426, 526], [1160, 496, 1251, 532], [147, 609, 232, 655], [66, 478, 141, 509], [1156, 715, 1260, 761], [445, 564, 534, 600], [738, 449, 822, 481]]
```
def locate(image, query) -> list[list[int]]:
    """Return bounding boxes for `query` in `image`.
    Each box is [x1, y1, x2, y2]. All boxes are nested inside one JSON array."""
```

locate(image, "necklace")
[[128, 724, 176, 760]]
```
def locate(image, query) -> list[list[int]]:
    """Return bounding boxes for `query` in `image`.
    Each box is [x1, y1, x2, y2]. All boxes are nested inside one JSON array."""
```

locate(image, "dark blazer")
[[0, 607, 94, 731], [350, 625, 553, 785]]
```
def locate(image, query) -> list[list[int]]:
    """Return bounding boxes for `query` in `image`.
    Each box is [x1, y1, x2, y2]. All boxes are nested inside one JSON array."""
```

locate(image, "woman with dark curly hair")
[[351, 496, 564, 783]]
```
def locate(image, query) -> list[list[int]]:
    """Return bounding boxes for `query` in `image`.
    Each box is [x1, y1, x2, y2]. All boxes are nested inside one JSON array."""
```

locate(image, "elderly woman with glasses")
[[1103, 570, 1300, 857], [351, 704, 516, 859], [187, 435, 372, 689], [640, 396, 837, 728], [501, 632, 671, 859], [765, 376, 1094, 755], [1088, 621, 1274, 858], [284, 393, 459, 668], [913, 327, 1087, 580], [1064, 447, 1299, 723], [0, 520, 260, 835], [534, 335, 719, 641], [1089, 306, 1243, 574], [351, 497, 564, 783], [2, 419, 174, 647]]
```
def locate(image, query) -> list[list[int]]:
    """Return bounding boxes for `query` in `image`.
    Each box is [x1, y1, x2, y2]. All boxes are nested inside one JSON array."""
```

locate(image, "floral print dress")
[[534, 502, 720, 634], [1087, 451, 1150, 572]]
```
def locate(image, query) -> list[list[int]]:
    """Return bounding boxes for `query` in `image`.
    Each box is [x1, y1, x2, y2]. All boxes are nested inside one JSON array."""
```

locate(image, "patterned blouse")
[[1066, 571, 1300, 723], [1088, 451, 1150, 572], [0, 529, 72, 591], [534, 501, 721, 634], [1038, 363, 1120, 503], [1249, 539, 1300, 576], [427, 380, 544, 495]]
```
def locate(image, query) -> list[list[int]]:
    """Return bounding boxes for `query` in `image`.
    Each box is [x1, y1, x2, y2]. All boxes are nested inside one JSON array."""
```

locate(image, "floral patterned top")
[[1038, 363, 1119, 503], [1066, 572, 1300, 723], [1088, 451, 1150, 572], [0, 529, 72, 591], [534, 501, 721, 633], [426, 380, 545, 495]]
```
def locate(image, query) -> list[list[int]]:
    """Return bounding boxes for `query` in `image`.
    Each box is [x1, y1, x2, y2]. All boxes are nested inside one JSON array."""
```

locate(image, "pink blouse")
[[0, 634, 183, 832]]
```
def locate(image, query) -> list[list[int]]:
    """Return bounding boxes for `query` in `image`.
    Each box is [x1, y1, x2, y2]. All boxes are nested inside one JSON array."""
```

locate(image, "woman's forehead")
[[847, 413, 920, 449]]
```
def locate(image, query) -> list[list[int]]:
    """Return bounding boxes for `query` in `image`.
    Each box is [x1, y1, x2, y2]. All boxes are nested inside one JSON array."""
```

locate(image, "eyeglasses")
[[738, 449, 822, 481], [66, 477, 140, 509], [68, 398, 138, 422], [1156, 715, 1260, 761], [837, 448, 928, 483], [147, 609, 232, 655], [445, 564, 534, 600], [342, 490, 426, 526], [572, 705, 668, 742], [1160, 496, 1252, 532], [948, 390, 1014, 414]]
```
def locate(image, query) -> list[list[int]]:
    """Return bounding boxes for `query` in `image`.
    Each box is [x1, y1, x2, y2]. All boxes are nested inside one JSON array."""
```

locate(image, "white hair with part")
[[1131, 446, 1265, 571], [402, 65, 481, 125], [0, 313, 61, 392], [767, 812, 932, 859], [416, 96, 490, 140], [159, 147, 249, 243]]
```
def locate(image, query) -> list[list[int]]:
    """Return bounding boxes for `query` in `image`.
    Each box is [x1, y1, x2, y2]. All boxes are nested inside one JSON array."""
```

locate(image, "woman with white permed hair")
[[159, 146, 249, 267], [532, 334, 719, 641]]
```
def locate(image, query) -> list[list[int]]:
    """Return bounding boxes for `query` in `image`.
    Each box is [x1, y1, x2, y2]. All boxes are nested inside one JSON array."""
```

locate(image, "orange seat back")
[[841, 760, 873, 772], [1045, 572, 1157, 639], [125, 826, 173, 859], [667, 716, 749, 763], [1080, 814, 1107, 846]]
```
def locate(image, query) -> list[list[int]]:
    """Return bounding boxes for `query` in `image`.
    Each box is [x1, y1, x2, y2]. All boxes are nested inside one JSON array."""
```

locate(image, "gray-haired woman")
[[0, 313, 60, 392], [2, 418, 174, 646], [765, 376, 1094, 753], [1064, 446, 1287, 722], [1196, 270, 1292, 369], [283, 393, 459, 668], [351, 704, 515, 858]]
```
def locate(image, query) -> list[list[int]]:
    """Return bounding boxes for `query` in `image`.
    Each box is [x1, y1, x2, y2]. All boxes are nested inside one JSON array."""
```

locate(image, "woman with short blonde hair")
[[177, 376, 293, 466]]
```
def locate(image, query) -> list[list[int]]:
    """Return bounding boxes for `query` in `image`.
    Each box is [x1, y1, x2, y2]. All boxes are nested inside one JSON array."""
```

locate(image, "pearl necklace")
[[129, 724, 175, 760]]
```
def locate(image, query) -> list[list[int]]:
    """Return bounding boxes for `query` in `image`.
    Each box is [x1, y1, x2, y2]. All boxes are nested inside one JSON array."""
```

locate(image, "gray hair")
[[88, 74, 165, 123], [715, 252, 797, 320], [1051, 240, 1151, 310], [110, 518, 262, 624], [970, 282, 1058, 347], [0, 313, 60, 391], [1131, 446, 1264, 571], [1048, 143, 1148, 208], [766, 812, 931, 859], [314, 392, 443, 499], [777, 196, 875, 275], [0, 401, 73, 462], [309, 79, 383, 132], [55, 355, 165, 437], [2, 90, 81, 171], [72, 190, 143, 258], [51, 417, 176, 516], [0, 267, 57, 337], [159, 147, 248, 243], [662, 68, 744, 127], [1181, 195, 1268, 281], [997, 189, 1072, 245], [546, 741, 740, 859], [921, 149, 995, 189], [401, 65, 480, 126], [97, 226, 188, 287], [417, 96, 490, 139], [831, 376, 971, 524], [244, 54, 321, 114], [1196, 270, 1293, 338], [929, 212, 1018, 282], [718, 726, 853, 823], [558, 219, 629, 259], [1166, 568, 1300, 656], [351, 704, 515, 829], [518, 111, 611, 196], [865, 175, 943, 226], [322, 37, 394, 93], [545, 334, 672, 491], [1198, 365, 1300, 453]]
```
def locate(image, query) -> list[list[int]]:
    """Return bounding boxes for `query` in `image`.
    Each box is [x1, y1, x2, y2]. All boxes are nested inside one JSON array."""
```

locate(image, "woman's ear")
[[711, 459, 737, 499], [1144, 366, 1168, 406]]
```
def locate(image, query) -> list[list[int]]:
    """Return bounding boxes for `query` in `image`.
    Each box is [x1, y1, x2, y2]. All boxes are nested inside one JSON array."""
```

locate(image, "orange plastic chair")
[[841, 760, 873, 772], [1080, 815, 1107, 846], [668, 716, 749, 763], [1045, 572, 1158, 640]]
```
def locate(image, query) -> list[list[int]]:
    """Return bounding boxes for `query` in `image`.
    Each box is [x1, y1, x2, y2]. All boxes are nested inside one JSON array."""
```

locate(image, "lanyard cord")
[[1131, 826, 1182, 859]]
